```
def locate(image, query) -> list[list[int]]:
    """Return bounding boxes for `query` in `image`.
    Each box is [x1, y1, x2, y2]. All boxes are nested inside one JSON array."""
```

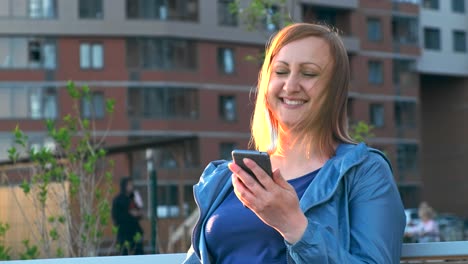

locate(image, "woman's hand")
[[228, 158, 308, 244]]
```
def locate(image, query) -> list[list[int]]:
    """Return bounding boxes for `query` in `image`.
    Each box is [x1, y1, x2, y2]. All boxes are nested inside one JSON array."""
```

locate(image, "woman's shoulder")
[[196, 160, 231, 185], [335, 143, 391, 169]]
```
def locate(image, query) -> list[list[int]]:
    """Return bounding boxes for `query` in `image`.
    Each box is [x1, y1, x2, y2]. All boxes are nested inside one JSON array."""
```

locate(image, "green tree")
[[350, 121, 375, 143], [0, 223, 11, 260], [230, 0, 293, 31], [6, 81, 116, 258]]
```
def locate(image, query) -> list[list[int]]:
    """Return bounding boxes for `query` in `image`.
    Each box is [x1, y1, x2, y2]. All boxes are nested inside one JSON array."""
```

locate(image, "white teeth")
[[283, 98, 304, 105]]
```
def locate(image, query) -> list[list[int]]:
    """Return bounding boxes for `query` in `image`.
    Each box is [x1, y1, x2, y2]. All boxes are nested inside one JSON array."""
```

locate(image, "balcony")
[[301, 0, 358, 9]]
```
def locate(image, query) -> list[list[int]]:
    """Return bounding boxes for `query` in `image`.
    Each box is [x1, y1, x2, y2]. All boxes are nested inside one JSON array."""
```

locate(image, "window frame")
[[218, 94, 237, 122], [217, 0, 238, 27], [81, 91, 105, 119], [452, 0, 466, 13], [367, 17, 383, 42], [370, 103, 385, 128], [423, 0, 439, 10], [368, 60, 384, 85], [217, 47, 236, 75], [80, 42, 104, 70], [79, 0, 103, 19], [453, 30, 467, 52], [424, 27, 441, 50]]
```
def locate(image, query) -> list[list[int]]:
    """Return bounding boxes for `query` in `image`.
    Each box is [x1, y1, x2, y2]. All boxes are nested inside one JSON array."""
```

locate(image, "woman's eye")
[[275, 71, 288, 75], [303, 72, 317, 77]]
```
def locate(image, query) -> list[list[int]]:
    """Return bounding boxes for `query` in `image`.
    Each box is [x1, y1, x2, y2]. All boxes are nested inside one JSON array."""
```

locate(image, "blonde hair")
[[250, 23, 355, 158]]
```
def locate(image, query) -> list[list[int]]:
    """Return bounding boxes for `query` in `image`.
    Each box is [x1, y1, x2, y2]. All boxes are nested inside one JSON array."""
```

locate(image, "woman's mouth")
[[282, 98, 305, 106]]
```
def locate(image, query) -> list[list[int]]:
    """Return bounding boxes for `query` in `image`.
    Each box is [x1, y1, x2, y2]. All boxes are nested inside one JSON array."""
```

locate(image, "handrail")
[[0, 253, 187, 264], [401, 241, 468, 261], [2, 242, 468, 263]]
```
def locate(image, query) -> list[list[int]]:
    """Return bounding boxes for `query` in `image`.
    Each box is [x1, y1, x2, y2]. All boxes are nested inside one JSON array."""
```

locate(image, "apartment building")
[[417, 0, 468, 218], [0, 0, 426, 254]]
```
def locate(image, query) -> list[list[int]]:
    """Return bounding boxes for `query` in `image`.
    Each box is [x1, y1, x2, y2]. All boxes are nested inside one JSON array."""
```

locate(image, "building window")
[[423, 0, 439, 9], [79, 0, 103, 19], [367, 18, 382, 42], [81, 92, 105, 119], [30, 87, 57, 120], [126, 0, 198, 21], [316, 8, 337, 27], [127, 38, 197, 70], [453, 30, 467, 52], [220, 142, 237, 160], [368, 60, 383, 84], [0, 87, 57, 119], [424, 27, 441, 50], [392, 16, 418, 45], [219, 95, 237, 121], [370, 103, 385, 128], [452, 0, 465, 13], [218, 0, 237, 26], [128, 87, 199, 119], [393, 59, 415, 85], [395, 101, 416, 128], [0, 37, 56, 69], [80, 43, 104, 69], [397, 144, 418, 173], [157, 184, 179, 218], [217, 47, 235, 74], [29, 0, 57, 19], [265, 5, 279, 32]]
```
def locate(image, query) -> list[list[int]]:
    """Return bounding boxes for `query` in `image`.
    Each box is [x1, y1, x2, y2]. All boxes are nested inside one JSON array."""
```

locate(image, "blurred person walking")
[[112, 177, 145, 255]]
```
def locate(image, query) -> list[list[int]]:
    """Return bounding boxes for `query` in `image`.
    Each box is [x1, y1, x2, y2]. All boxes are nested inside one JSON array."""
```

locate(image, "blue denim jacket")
[[184, 143, 406, 264]]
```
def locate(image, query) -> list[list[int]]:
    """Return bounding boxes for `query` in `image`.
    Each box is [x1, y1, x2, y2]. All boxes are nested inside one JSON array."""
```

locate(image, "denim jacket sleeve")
[[286, 152, 406, 264]]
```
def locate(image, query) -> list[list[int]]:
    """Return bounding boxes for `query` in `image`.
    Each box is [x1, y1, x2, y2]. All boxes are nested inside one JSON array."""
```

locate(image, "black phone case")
[[231, 150, 272, 178]]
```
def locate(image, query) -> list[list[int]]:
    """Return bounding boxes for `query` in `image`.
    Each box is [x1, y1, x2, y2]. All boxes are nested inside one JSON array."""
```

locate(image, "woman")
[[405, 202, 440, 243], [184, 23, 406, 263]]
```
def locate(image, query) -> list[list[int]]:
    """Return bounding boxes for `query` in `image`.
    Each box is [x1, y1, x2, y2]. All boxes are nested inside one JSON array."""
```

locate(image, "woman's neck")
[[270, 132, 330, 180]]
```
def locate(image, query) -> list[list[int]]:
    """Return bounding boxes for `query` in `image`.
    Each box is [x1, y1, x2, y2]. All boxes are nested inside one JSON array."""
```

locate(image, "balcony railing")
[[4, 242, 468, 263]]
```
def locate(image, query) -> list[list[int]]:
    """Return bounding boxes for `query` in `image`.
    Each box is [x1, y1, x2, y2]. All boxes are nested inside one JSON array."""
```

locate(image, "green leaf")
[[69, 173, 80, 196], [105, 98, 115, 113], [49, 228, 59, 240], [112, 226, 119, 235], [83, 119, 90, 129], [56, 247, 64, 258], [13, 125, 27, 147], [20, 180, 30, 194], [58, 215, 66, 224], [7, 147, 19, 163], [82, 84, 90, 96], [66, 80, 81, 99]]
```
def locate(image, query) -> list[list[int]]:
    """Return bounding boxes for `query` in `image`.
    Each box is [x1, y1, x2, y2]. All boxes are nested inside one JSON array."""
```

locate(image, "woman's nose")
[[283, 74, 300, 92]]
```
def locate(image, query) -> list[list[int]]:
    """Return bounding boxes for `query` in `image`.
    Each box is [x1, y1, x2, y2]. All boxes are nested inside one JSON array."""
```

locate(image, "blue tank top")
[[204, 169, 319, 263]]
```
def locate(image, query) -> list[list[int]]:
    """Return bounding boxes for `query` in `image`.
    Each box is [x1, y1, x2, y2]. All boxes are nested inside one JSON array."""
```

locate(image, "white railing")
[[3, 242, 468, 263]]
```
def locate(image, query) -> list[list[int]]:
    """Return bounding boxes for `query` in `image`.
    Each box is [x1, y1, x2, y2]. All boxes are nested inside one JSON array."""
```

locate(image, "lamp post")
[[146, 149, 158, 254]]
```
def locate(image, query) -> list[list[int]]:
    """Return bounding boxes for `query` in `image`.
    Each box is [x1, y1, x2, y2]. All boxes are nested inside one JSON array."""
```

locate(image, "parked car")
[[404, 208, 420, 243], [404, 209, 420, 230], [436, 214, 465, 241]]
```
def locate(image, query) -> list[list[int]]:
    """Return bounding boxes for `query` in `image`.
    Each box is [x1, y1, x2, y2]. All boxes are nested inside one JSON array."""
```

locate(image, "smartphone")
[[231, 149, 273, 179]]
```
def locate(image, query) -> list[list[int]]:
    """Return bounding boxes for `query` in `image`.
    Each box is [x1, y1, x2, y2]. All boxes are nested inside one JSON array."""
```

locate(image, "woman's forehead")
[[272, 36, 331, 67]]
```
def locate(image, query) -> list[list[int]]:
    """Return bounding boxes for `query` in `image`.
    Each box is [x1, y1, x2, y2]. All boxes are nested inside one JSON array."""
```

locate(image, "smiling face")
[[266, 36, 332, 131]]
